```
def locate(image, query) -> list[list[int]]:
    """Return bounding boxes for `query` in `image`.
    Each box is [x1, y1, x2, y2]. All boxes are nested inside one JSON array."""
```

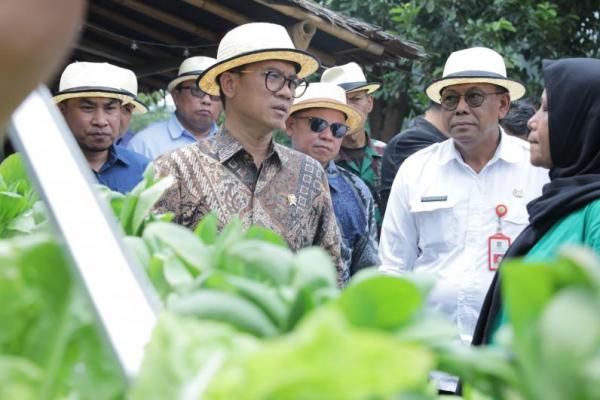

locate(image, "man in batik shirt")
[[153, 22, 343, 282]]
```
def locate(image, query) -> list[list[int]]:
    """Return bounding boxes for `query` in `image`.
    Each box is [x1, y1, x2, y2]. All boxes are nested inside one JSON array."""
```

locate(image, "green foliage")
[[128, 90, 172, 133], [0, 154, 46, 237], [0, 234, 125, 399], [324, 0, 600, 121]]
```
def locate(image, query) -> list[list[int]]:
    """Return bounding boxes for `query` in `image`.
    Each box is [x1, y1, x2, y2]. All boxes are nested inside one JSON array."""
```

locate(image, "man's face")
[[119, 103, 133, 137], [222, 60, 298, 132], [528, 89, 552, 168], [286, 107, 346, 165], [440, 83, 509, 149], [59, 97, 120, 153], [346, 90, 372, 134], [172, 78, 222, 135]]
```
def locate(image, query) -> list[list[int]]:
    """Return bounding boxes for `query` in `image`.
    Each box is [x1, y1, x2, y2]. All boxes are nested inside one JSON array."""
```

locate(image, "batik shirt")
[[153, 128, 343, 282], [336, 132, 386, 230], [326, 161, 380, 285]]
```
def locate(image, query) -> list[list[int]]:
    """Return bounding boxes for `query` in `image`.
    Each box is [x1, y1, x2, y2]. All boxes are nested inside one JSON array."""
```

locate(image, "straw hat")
[[53, 62, 137, 106], [320, 62, 381, 94], [289, 82, 364, 135], [118, 67, 147, 114], [426, 47, 526, 103], [167, 56, 217, 92], [197, 22, 320, 96]]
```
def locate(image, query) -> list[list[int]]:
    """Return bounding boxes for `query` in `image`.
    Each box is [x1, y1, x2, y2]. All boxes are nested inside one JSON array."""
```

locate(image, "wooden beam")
[[178, 0, 334, 66], [111, 0, 219, 41], [180, 0, 250, 25], [89, 4, 184, 45], [134, 60, 181, 78], [75, 43, 136, 65], [84, 23, 172, 59], [253, 0, 385, 56]]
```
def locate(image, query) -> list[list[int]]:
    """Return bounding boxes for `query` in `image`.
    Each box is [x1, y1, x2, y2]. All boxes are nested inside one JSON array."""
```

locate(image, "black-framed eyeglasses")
[[238, 70, 308, 98], [294, 116, 350, 138], [440, 89, 506, 111], [178, 86, 221, 101]]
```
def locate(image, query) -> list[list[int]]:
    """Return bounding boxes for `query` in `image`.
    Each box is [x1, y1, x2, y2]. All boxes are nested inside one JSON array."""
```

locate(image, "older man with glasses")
[[127, 56, 223, 159], [153, 23, 344, 283], [378, 47, 549, 392], [286, 82, 380, 285]]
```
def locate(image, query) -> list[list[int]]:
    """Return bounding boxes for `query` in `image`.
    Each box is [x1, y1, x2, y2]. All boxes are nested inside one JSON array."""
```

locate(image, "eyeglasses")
[[178, 86, 221, 101], [294, 116, 350, 138], [237, 70, 308, 98], [440, 89, 506, 111]]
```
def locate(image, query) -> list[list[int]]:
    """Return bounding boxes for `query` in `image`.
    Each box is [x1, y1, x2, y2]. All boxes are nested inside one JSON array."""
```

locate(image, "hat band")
[[56, 86, 132, 97], [176, 70, 205, 79], [443, 70, 507, 79], [339, 81, 368, 90]]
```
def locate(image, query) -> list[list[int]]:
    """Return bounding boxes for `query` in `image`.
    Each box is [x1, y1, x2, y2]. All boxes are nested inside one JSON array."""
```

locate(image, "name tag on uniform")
[[488, 233, 511, 270], [421, 195, 448, 202]]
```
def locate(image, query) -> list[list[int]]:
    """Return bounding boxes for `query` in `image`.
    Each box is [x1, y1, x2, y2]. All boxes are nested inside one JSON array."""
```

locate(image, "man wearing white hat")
[[153, 22, 343, 276], [379, 47, 548, 390], [321, 62, 386, 230], [115, 67, 148, 147], [286, 82, 380, 285], [54, 62, 150, 194], [127, 56, 222, 159]]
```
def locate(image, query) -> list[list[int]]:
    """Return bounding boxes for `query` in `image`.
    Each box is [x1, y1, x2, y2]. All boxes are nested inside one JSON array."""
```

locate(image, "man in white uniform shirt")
[[379, 47, 549, 389]]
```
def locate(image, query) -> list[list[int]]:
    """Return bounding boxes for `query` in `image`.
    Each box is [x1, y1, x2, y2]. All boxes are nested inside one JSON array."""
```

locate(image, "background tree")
[[323, 0, 600, 141]]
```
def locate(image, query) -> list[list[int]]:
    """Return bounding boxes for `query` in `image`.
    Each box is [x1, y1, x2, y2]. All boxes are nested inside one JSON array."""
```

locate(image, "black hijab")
[[473, 58, 600, 345]]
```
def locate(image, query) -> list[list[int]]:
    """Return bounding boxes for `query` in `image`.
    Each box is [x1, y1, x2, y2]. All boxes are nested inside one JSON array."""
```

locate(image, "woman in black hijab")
[[473, 58, 600, 345]]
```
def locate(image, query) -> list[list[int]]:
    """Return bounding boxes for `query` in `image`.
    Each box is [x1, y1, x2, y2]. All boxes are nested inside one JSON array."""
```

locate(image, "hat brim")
[[426, 76, 526, 103], [341, 82, 381, 94], [197, 48, 320, 96], [167, 73, 202, 93], [289, 98, 364, 136], [130, 99, 148, 114]]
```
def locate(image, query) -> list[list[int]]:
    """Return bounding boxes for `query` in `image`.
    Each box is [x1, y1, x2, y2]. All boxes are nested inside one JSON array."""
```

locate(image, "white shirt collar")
[[438, 127, 521, 166]]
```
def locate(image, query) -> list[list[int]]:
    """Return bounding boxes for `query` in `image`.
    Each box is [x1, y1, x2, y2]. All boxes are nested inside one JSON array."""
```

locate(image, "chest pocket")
[[410, 199, 459, 251]]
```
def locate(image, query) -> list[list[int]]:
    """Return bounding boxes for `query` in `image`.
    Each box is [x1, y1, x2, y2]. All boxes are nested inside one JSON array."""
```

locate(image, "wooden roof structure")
[[63, 0, 423, 92]]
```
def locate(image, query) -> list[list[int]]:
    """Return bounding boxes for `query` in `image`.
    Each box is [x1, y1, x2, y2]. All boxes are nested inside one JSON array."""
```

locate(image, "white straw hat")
[[197, 22, 320, 96], [53, 62, 137, 106], [167, 56, 217, 92], [289, 82, 364, 135], [426, 47, 526, 103], [320, 62, 381, 94], [118, 67, 147, 114]]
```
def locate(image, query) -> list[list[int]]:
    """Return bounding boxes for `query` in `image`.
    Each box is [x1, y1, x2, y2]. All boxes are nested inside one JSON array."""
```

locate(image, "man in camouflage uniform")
[[321, 62, 386, 230]]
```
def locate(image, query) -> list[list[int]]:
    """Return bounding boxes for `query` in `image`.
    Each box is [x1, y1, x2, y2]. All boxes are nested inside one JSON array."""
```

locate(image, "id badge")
[[488, 232, 511, 271]]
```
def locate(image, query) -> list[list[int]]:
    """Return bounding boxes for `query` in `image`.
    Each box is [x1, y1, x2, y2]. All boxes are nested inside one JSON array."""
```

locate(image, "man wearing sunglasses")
[[153, 23, 344, 284], [286, 82, 380, 285], [127, 56, 223, 160], [379, 47, 549, 392]]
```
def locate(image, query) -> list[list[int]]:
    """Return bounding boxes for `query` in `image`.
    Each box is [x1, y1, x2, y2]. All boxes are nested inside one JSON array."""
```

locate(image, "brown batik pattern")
[[153, 128, 343, 283]]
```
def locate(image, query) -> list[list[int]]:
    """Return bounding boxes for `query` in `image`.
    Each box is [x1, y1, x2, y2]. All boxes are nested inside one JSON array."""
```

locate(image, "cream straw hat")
[[167, 56, 217, 92], [289, 82, 364, 135], [320, 62, 381, 94], [53, 62, 137, 106], [426, 47, 526, 103], [197, 22, 320, 96], [118, 67, 147, 114]]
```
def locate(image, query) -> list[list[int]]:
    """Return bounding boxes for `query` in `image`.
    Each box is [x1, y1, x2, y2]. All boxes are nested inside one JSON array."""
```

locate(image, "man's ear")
[[284, 116, 295, 137], [58, 101, 67, 115], [498, 93, 511, 119], [219, 72, 236, 100]]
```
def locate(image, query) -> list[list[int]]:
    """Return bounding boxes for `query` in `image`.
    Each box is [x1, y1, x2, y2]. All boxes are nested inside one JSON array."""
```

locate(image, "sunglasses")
[[294, 116, 350, 138], [178, 86, 221, 101], [440, 89, 506, 111]]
